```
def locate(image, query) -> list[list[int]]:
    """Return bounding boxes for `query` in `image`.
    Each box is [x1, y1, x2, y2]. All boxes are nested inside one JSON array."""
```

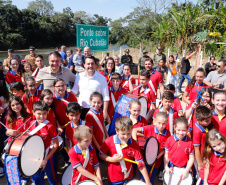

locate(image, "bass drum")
[[77, 180, 97, 185], [126, 180, 146, 185], [61, 163, 73, 185]]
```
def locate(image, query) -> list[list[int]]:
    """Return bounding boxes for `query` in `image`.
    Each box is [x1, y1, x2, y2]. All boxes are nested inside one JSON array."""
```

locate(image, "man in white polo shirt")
[[72, 55, 110, 120]]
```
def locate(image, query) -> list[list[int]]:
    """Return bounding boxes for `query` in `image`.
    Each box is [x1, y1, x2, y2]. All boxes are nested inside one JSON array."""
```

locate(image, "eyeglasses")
[[217, 65, 222, 68], [54, 84, 66, 88]]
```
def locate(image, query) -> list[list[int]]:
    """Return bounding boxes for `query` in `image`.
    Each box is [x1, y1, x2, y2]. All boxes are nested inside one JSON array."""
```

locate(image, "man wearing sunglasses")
[[204, 59, 226, 92]]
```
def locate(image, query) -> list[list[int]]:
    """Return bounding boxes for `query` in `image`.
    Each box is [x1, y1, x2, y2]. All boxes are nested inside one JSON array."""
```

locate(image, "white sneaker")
[[21, 180, 28, 185], [158, 171, 163, 181]]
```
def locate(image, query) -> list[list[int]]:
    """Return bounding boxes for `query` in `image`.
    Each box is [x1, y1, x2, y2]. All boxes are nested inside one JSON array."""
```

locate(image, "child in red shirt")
[[85, 92, 109, 151], [108, 72, 128, 120], [193, 106, 213, 173], [164, 117, 194, 180], [183, 68, 208, 105], [132, 112, 171, 184], [65, 102, 84, 150], [100, 116, 152, 185], [68, 125, 102, 185], [132, 70, 156, 122], [10, 82, 25, 98], [5, 58, 22, 86], [199, 129, 226, 185], [121, 64, 136, 92], [153, 91, 178, 135], [129, 99, 148, 129], [29, 101, 59, 185], [22, 77, 42, 113]]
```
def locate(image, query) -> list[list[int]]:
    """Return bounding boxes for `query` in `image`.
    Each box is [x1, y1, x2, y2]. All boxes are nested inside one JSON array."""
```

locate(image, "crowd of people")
[[0, 44, 226, 185]]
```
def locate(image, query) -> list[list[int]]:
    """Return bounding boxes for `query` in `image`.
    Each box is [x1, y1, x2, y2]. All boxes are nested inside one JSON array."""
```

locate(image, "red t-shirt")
[[68, 144, 99, 185], [5, 70, 22, 85], [53, 91, 78, 126], [212, 109, 226, 138], [22, 89, 42, 113], [165, 134, 194, 167], [121, 75, 136, 92], [131, 115, 148, 129], [199, 151, 226, 185], [108, 86, 128, 119], [99, 71, 112, 87], [172, 97, 183, 115], [100, 135, 143, 182]]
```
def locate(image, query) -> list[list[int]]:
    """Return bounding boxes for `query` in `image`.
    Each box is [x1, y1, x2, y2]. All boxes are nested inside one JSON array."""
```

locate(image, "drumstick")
[[0, 121, 8, 130], [168, 167, 173, 185], [148, 162, 156, 178], [122, 158, 139, 165], [128, 85, 141, 93], [4, 117, 32, 142], [62, 122, 69, 128], [177, 175, 183, 185]]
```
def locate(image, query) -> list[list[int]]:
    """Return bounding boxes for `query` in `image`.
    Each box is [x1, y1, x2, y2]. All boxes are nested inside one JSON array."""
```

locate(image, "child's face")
[[76, 49, 82, 55], [195, 71, 205, 84], [123, 66, 130, 76], [11, 100, 22, 113], [91, 97, 102, 111], [213, 94, 226, 112], [162, 98, 173, 110], [111, 79, 121, 90], [35, 57, 44, 68], [210, 139, 225, 154], [66, 112, 81, 123], [43, 94, 53, 106], [24, 64, 31, 72], [116, 129, 132, 144], [198, 117, 212, 127], [54, 81, 66, 95], [26, 80, 37, 93], [129, 103, 141, 119], [10, 60, 19, 71], [155, 117, 167, 132], [202, 92, 211, 104], [12, 89, 24, 98], [140, 76, 149, 87], [33, 110, 48, 123], [78, 135, 92, 150], [175, 124, 188, 140]]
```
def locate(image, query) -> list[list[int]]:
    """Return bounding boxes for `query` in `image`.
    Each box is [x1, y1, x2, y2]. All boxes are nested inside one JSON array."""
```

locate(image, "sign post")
[[76, 24, 109, 51]]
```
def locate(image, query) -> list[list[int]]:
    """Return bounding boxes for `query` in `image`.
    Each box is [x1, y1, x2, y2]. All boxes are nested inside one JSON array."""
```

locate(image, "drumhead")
[[19, 135, 45, 177], [126, 180, 146, 185], [61, 164, 72, 185], [138, 96, 148, 117], [163, 167, 193, 185], [77, 180, 96, 185], [144, 137, 159, 165]]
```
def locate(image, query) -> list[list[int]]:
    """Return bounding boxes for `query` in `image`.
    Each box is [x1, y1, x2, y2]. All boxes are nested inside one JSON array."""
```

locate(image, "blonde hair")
[[129, 99, 141, 109], [155, 112, 168, 121], [74, 125, 92, 142], [115, 116, 133, 131]]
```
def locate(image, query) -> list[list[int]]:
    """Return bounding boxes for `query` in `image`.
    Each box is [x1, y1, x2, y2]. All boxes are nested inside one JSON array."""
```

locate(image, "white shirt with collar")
[[72, 70, 110, 108]]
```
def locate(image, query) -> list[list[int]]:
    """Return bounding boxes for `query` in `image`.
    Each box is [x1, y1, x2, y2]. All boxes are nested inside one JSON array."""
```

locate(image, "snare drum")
[[77, 180, 96, 185], [143, 137, 159, 165], [6, 134, 45, 177], [61, 163, 72, 185], [126, 180, 146, 185], [50, 135, 63, 152], [163, 166, 193, 185]]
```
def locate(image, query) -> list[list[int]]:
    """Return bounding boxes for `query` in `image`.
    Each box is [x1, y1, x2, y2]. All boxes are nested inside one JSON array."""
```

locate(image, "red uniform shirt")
[[5, 70, 22, 85], [108, 86, 128, 119], [130, 115, 148, 129], [172, 97, 183, 115], [65, 120, 84, 147], [100, 135, 143, 182], [184, 82, 209, 103], [133, 85, 156, 110], [138, 70, 163, 97], [85, 108, 105, 146], [22, 89, 42, 113], [29, 120, 58, 149], [68, 144, 99, 185], [53, 91, 78, 126], [165, 134, 194, 167], [212, 109, 226, 138], [121, 75, 136, 92], [99, 71, 112, 87], [141, 125, 171, 168], [153, 107, 178, 135], [47, 108, 57, 127], [199, 151, 226, 185]]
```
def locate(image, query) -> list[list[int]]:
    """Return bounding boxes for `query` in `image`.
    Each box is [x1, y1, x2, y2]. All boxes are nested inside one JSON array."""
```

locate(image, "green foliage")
[[191, 30, 209, 42], [27, 0, 54, 17]]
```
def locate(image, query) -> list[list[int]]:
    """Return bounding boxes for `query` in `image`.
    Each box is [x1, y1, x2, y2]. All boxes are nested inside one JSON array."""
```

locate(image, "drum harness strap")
[[88, 111, 106, 142], [148, 80, 156, 96], [111, 92, 117, 108], [123, 80, 128, 88], [114, 135, 132, 179], [74, 147, 89, 184]]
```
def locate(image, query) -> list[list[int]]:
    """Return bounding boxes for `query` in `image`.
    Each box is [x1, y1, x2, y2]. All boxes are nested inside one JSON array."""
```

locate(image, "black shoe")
[[178, 89, 184, 93]]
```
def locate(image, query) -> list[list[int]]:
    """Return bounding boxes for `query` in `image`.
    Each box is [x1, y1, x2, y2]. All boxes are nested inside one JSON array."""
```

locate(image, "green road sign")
[[76, 24, 109, 51]]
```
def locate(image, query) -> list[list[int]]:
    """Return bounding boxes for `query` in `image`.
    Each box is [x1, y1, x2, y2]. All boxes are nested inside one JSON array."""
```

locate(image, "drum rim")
[[5, 133, 22, 155], [143, 136, 159, 165], [18, 134, 45, 178], [77, 180, 96, 184], [61, 163, 72, 184]]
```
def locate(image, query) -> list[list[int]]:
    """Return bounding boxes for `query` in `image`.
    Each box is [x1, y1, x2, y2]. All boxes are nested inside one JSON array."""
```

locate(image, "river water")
[[0, 45, 128, 65]]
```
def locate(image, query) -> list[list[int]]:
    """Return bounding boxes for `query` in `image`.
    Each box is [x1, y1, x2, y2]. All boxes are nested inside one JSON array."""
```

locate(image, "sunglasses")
[[217, 65, 222, 68]]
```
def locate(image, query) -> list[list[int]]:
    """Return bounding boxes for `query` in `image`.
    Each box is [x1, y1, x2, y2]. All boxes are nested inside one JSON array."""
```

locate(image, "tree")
[[27, 0, 54, 17]]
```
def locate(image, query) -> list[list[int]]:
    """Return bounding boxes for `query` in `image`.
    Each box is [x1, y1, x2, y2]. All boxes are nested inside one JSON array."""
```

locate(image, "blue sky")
[[11, 0, 198, 21]]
